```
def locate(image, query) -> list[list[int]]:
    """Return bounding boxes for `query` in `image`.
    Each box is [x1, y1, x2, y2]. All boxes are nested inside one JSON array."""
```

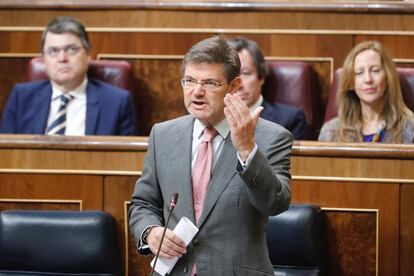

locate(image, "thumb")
[[252, 106, 264, 125]]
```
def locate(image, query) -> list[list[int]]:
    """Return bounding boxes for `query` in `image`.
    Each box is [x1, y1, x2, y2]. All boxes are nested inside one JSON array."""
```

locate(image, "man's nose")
[[57, 49, 68, 61], [193, 83, 205, 95]]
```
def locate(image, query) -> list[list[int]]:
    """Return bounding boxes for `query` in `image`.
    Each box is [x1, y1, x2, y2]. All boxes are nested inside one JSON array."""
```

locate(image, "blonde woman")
[[319, 40, 414, 143]]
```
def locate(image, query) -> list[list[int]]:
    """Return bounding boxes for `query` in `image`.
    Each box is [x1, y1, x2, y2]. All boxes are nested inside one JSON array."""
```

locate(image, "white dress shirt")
[[46, 79, 87, 135], [249, 94, 264, 113]]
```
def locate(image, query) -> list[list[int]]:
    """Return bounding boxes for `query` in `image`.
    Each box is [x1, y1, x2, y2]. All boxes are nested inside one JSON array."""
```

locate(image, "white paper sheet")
[[151, 216, 199, 276]]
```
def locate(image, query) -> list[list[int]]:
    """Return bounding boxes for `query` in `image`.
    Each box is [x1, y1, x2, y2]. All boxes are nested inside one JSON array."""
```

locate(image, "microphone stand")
[[150, 193, 178, 276]]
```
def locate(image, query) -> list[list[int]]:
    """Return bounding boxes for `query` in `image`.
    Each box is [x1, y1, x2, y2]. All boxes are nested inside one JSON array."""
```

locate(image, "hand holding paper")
[[151, 217, 199, 276]]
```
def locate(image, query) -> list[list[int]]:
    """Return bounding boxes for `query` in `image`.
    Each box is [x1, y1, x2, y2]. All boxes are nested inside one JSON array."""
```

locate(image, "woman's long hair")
[[337, 40, 413, 142]]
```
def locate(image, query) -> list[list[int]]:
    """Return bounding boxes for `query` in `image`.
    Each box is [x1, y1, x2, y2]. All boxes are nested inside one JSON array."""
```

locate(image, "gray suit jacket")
[[129, 115, 293, 276]]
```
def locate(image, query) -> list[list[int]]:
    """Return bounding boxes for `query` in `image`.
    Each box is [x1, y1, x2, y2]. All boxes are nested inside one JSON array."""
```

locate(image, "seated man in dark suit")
[[229, 37, 308, 140], [0, 16, 137, 135]]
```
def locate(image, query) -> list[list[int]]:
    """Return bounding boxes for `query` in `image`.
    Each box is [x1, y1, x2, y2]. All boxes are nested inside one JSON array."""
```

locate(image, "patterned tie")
[[192, 126, 217, 224], [46, 93, 73, 135]]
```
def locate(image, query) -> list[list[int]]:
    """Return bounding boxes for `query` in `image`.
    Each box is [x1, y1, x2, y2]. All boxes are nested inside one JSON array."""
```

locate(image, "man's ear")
[[229, 77, 241, 95]]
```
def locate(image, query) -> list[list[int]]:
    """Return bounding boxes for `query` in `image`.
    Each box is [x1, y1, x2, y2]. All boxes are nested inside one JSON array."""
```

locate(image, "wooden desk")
[[0, 135, 413, 276]]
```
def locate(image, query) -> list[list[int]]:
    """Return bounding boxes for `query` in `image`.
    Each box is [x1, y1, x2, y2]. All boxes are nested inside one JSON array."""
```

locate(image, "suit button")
[[183, 267, 188, 272], [193, 238, 199, 245]]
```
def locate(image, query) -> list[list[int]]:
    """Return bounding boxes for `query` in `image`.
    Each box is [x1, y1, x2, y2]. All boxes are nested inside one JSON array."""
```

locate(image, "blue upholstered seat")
[[0, 210, 121, 276], [267, 204, 328, 276]]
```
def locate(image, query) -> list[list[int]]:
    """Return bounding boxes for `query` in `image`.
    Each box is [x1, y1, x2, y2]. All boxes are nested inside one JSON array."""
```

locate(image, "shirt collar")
[[249, 94, 264, 113], [193, 118, 230, 140], [51, 78, 88, 100]]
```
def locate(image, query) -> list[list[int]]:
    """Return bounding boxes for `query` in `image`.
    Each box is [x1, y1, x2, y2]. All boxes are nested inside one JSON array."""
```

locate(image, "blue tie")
[[46, 93, 73, 135]]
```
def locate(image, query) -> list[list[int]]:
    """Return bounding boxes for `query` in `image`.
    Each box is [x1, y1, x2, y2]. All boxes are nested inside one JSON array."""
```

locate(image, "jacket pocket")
[[233, 265, 273, 276]]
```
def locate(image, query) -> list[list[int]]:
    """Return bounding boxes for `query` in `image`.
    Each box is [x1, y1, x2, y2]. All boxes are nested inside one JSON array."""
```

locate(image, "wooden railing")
[[0, 0, 412, 12]]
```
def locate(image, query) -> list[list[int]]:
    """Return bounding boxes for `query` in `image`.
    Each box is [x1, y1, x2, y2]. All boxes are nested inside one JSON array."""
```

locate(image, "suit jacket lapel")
[[197, 135, 237, 227], [85, 81, 99, 135], [167, 116, 196, 223], [33, 83, 52, 134]]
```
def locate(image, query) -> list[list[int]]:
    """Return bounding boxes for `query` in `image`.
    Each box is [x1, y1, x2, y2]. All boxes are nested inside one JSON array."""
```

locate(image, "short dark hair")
[[181, 36, 240, 83], [41, 16, 90, 54], [228, 37, 268, 80]]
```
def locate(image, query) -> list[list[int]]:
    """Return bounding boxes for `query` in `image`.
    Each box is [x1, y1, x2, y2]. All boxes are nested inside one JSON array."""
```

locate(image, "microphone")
[[169, 193, 178, 211], [150, 193, 179, 276]]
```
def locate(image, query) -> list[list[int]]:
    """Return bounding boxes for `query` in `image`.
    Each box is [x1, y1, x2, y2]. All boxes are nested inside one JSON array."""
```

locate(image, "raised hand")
[[223, 93, 263, 161]]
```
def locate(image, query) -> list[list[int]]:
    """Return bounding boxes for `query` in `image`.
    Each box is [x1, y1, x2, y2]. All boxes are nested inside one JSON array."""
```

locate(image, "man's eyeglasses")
[[180, 78, 227, 91], [45, 44, 83, 58]]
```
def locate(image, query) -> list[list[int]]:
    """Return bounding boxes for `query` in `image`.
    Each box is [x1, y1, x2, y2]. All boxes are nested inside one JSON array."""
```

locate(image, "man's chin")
[[189, 109, 207, 118], [52, 75, 73, 84], [188, 109, 208, 119], [50, 77, 77, 91]]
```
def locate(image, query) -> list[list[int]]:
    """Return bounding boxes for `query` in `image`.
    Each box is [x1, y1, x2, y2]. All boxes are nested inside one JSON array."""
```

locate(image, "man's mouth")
[[57, 67, 71, 73], [237, 91, 248, 99], [192, 100, 206, 109]]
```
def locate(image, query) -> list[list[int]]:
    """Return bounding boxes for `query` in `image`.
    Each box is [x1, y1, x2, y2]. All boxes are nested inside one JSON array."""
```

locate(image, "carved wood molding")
[[0, 0, 411, 14]]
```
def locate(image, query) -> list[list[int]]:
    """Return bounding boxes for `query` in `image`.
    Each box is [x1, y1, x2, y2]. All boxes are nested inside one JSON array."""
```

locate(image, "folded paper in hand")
[[151, 216, 199, 276]]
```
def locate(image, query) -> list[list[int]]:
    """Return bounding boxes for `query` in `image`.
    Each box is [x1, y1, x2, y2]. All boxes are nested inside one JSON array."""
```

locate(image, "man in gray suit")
[[129, 36, 293, 275]]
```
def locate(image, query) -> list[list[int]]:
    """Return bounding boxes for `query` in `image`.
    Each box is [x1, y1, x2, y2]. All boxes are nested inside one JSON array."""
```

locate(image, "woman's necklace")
[[370, 120, 386, 142]]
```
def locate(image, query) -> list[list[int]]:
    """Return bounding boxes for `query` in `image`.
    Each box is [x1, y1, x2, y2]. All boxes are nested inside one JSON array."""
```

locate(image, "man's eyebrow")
[[201, 78, 221, 82], [46, 43, 78, 48], [183, 76, 221, 82]]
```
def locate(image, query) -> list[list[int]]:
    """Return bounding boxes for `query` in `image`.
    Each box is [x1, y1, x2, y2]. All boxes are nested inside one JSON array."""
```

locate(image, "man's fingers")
[[157, 237, 184, 258], [224, 94, 243, 122], [224, 93, 252, 126], [224, 107, 236, 127], [252, 106, 264, 124], [148, 228, 186, 259], [165, 230, 186, 251]]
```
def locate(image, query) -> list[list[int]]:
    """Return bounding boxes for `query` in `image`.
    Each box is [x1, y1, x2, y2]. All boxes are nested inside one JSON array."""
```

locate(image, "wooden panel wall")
[[2, 31, 414, 136], [292, 180, 397, 275], [1, 3, 414, 136], [323, 209, 377, 275]]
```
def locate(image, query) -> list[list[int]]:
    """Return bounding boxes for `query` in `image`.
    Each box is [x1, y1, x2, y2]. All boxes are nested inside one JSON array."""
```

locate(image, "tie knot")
[[60, 93, 73, 105], [202, 127, 217, 142]]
